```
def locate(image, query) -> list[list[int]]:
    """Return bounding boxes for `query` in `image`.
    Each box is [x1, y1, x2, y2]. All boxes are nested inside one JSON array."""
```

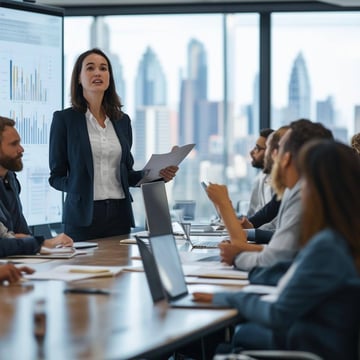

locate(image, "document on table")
[[136, 143, 195, 186], [7, 246, 87, 259], [186, 265, 248, 280], [25, 265, 124, 282], [185, 276, 249, 287]]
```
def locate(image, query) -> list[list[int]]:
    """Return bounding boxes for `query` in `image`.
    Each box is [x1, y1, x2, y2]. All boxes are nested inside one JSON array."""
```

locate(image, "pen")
[[64, 288, 110, 295]]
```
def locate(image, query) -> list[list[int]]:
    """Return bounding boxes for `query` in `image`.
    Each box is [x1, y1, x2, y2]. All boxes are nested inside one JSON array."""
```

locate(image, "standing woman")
[[49, 48, 177, 241]]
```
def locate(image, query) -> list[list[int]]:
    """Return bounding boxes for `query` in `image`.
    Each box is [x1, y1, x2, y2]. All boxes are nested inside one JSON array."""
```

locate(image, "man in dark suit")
[[0, 116, 73, 257]]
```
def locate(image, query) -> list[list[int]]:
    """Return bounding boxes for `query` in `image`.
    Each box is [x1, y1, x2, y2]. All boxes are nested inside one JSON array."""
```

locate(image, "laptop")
[[135, 236, 166, 303], [179, 222, 224, 249], [141, 233, 230, 309], [141, 181, 173, 236], [141, 181, 225, 249]]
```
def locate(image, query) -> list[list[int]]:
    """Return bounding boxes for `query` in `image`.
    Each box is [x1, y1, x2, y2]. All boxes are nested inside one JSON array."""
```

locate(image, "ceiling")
[[36, 0, 360, 7]]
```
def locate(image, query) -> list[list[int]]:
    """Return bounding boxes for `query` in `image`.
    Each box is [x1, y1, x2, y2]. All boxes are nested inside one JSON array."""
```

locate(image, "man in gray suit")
[[207, 119, 333, 271]]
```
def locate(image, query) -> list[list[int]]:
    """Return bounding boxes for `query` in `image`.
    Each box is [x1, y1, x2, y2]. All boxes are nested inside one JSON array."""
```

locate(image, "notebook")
[[141, 181, 173, 236], [147, 233, 231, 309]]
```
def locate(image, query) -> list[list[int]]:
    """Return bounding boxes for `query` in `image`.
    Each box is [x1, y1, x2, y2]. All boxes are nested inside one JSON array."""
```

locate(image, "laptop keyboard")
[[191, 240, 220, 248]]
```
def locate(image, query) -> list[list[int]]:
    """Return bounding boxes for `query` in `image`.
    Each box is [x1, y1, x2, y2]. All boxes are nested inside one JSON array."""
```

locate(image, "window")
[[271, 12, 360, 142], [64, 13, 259, 227]]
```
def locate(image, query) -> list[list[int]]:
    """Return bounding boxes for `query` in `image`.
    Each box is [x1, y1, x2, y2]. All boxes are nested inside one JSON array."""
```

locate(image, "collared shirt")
[[247, 172, 274, 217], [86, 110, 125, 201], [235, 180, 302, 271]]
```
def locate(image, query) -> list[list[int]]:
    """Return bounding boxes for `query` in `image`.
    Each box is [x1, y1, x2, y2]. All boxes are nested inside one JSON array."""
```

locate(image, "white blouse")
[[85, 109, 125, 201]]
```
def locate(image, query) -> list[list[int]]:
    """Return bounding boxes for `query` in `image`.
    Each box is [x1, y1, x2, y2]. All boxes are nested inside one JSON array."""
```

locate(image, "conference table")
[[0, 236, 242, 360]]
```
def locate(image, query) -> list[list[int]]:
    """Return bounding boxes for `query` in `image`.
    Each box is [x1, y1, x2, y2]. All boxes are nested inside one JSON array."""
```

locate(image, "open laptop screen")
[[149, 234, 188, 300], [141, 181, 173, 236]]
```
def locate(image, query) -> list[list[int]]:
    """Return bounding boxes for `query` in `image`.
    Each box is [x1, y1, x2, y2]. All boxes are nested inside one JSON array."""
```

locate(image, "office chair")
[[214, 279, 360, 360]]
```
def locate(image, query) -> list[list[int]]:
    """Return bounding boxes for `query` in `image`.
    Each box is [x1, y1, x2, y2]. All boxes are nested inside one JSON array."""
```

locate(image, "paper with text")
[[136, 143, 195, 186]]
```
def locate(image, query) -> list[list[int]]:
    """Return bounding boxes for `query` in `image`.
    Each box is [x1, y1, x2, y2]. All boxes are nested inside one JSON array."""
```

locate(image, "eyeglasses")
[[253, 144, 266, 152]]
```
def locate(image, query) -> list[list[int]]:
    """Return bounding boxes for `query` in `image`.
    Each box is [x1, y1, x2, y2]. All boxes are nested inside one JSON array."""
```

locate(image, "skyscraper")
[[133, 46, 170, 164], [187, 38, 208, 100], [135, 46, 167, 107], [179, 38, 209, 147], [316, 96, 335, 127], [287, 52, 311, 121], [90, 17, 126, 103], [354, 105, 360, 134]]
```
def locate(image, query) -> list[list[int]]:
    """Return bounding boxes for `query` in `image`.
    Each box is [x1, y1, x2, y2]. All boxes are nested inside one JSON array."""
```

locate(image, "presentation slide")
[[0, 3, 63, 225]]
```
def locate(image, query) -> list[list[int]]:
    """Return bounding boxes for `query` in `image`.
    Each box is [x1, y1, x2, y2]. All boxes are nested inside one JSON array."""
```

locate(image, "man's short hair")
[[284, 119, 334, 162], [0, 116, 15, 143], [260, 128, 274, 139]]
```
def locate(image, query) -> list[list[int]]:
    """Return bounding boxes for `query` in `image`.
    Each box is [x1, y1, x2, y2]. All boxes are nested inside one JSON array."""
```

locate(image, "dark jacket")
[[49, 108, 143, 228], [0, 172, 43, 257]]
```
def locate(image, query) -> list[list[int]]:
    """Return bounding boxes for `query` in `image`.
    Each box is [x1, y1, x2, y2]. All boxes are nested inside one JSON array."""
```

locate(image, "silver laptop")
[[179, 222, 224, 249], [146, 233, 230, 309], [141, 181, 173, 236], [141, 181, 225, 249], [135, 236, 166, 303]]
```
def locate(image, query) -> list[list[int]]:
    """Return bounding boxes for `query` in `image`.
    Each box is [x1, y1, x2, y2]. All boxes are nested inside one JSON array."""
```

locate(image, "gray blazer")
[[235, 180, 302, 271]]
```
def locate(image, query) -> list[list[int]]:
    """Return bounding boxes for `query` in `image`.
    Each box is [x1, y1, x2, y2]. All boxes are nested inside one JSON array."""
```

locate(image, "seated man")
[[246, 128, 274, 217], [0, 116, 73, 257], [207, 119, 333, 271], [241, 126, 290, 242]]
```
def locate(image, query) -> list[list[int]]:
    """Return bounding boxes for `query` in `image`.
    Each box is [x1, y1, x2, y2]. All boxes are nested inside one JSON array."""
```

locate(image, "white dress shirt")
[[86, 110, 125, 201]]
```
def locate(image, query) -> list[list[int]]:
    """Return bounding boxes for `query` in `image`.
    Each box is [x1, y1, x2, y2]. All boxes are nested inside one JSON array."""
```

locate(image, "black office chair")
[[214, 279, 360, 360]]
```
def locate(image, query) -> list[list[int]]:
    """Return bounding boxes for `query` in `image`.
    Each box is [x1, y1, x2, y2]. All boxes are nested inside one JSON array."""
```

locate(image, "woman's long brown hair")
[[298, 139, 360, 272]]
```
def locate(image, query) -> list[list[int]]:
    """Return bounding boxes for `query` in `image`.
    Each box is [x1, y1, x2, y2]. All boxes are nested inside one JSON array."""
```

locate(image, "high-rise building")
[[90, 17, 126, 103], [133, 107, 172, 164], [133, 46, 171, 165], [316, 96, 335, 127], [187, 39, 208, 101], [287, 52, 311, 121], [135, 46, 167, 107], [179, 38, 210, 149], [354, 105, 360, 134]]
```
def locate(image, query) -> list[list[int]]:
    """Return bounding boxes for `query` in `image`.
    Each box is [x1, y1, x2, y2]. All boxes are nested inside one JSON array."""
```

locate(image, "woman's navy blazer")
[[49, 107, 143, 228]]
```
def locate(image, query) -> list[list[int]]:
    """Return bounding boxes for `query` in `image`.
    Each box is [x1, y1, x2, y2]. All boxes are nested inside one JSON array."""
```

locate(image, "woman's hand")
[[159, 165, 179, 182]]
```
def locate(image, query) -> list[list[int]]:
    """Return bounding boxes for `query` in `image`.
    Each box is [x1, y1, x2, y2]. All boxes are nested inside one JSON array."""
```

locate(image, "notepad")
[[25, 265, 124, 282], [40, 246, 75, 255]]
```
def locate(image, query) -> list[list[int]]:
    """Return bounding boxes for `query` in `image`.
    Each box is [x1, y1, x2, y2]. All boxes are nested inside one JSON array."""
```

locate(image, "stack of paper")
[[25, 265, 124, 282]]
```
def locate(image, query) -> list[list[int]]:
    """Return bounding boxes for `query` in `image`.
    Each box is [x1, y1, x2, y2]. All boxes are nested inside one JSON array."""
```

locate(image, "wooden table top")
[[0, 236, 240, 360]]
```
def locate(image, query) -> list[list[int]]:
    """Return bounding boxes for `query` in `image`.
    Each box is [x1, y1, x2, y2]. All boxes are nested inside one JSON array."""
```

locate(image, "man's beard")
[[251, 157, 264, 169], [271, 158, 286, 200], [0, 156, 23, 172]]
